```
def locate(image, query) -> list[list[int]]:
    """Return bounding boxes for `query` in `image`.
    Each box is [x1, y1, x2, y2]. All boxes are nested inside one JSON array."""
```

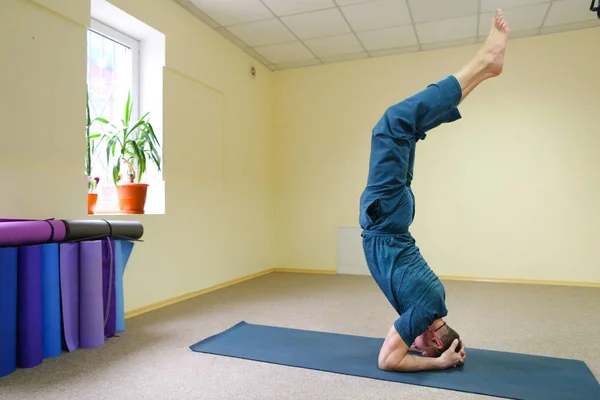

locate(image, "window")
[[87, 0, 166, 215], [86, 19, 140, 213]]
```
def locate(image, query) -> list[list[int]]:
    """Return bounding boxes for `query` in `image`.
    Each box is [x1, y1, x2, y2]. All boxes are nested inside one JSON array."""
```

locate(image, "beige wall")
[[2, 0, 597, 318], [273, 27, 600, 284], [1, 0, 276, 311]]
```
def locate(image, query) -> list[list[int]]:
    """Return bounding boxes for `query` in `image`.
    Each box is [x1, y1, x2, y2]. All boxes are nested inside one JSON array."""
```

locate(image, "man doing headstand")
[[359, 10, 510, 372]]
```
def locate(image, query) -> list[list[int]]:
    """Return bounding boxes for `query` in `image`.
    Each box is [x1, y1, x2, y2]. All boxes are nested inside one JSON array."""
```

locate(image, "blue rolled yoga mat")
[[115, 240, 134, 333], [17, 245, 43, 369], [41, 243, 62, 359], [0, 247, 18, 378], [190, 321, 600, 400]]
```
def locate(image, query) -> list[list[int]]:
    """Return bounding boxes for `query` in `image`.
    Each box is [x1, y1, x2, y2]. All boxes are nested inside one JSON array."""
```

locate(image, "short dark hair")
[[433, 324, 461, 357]]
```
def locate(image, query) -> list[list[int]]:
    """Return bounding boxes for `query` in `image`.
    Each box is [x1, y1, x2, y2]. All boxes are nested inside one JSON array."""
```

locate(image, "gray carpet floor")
[[1, 272, 598, 399]]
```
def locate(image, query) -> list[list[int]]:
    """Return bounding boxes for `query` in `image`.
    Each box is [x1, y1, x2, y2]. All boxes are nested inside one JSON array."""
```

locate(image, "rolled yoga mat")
[[102, 239, 116, 338], [0, 247, 18, 378], [190, 321, 600, 400], [0, 218, 66, 247], [115, 240, 135, 333], [41, 243, 63, 359], [79, 241, 105, 348], [60, 242, 79, 352], [63, 220, 143, 242], [17, 245, 43, 369]]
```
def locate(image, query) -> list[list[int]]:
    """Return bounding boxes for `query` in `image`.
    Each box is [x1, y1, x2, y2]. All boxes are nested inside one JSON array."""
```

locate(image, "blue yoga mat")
[[190, 321, 600, 400], [0, 247, 18, 378], [41, 243, 62, 359], [115, 240, 134, 333]]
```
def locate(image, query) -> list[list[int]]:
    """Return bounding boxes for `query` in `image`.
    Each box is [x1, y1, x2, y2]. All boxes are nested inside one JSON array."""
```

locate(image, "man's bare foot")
[[453, 9, 510, 101], [478, 9, 511, 77]]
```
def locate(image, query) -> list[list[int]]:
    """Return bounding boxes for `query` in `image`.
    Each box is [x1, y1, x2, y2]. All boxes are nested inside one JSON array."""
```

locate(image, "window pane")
[[86, 28, 133, 192]]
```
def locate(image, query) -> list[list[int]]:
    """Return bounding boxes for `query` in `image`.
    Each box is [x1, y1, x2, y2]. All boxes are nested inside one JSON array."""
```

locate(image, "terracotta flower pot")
[[87, 193, 98, 214], [117, 183, 149, 214]]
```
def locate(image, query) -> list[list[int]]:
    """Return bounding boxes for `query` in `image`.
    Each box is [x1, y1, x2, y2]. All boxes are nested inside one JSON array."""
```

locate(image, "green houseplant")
[[101, 92, 161, 214], [86, 87, 108, 214]]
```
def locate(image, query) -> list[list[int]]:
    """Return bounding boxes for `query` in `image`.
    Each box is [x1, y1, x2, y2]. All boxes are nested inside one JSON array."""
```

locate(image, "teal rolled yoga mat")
[[41, 243, 62, 359], [0, 247, 18, 378], [115, 240, 135, 333]]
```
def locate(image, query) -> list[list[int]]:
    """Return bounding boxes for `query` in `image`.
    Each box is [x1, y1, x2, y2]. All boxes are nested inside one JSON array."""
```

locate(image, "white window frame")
[[88, 18, 140, 121], [87, 20, 144, 213]]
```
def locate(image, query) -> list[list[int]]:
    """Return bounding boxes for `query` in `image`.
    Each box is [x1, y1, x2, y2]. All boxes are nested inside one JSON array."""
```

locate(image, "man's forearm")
[[380, 352, 442, 372]]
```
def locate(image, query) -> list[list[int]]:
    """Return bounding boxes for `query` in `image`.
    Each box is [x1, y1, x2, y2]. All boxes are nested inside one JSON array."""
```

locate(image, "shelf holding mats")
[[0, 217, 143, 379]]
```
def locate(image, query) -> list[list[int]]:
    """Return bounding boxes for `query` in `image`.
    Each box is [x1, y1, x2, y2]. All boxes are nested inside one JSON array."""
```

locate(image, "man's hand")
[[437, 339, 466, 369]]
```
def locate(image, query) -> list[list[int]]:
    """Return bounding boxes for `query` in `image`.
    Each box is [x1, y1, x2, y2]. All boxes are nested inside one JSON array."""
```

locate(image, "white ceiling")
[[173, 0, 600, 70]]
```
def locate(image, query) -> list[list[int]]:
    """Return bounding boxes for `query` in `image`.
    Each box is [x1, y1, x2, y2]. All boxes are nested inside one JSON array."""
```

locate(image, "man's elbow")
[[378, 355, 396, 371]]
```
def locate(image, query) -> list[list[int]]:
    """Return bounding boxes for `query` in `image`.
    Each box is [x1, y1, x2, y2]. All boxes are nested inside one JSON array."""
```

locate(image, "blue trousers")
[[359, 76, 463, 347]]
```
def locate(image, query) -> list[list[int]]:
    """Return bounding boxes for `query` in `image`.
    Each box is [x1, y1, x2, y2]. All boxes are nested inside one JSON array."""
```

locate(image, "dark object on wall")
[[591, 0, 600, 18]]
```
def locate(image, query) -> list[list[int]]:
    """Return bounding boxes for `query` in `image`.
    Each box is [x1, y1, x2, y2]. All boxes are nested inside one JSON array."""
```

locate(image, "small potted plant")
[[86, 87, 108, 214], [102, 92, 161, 214]]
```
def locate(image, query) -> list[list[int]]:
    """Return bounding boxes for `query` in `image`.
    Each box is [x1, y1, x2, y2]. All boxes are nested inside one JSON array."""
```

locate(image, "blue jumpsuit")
[[359, 75, 463, 348]]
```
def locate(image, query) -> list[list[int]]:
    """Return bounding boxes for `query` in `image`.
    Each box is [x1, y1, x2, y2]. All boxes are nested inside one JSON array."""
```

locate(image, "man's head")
[[413, 320, 461, 357]]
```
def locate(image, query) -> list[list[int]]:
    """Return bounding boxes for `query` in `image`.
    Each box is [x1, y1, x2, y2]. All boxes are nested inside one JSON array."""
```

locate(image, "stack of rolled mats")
[[0, 219, 144, 378]]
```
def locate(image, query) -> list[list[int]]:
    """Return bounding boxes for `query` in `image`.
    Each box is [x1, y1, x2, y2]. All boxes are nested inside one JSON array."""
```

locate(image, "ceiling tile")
[[254, 41, 315, 63], [541, 18, 600, 34], [334, 0, 373, 5], [261, 0, 336, 17], [544, 0, 600, 27], [281, 8, 351, 39], [216, 27, 250, 48], [481, 0, 550, 13], [357, 25, 418, 51], [303, 33, 365, 57], [320, 52, 369, 63], [479, 3, 549, 35], [190, 0, 274, 26], [276, 58, 322, 69], [369, 45, 420, 57], [243, 47, 272, 65], [340, 0, 412, 32], [478, 27, 540, 41], [227, 19, 296, 47], [416, 15, 478, 44], [420, 37, 477, 51], [408, 0, 479, 24], [178, 0, 220, 27]]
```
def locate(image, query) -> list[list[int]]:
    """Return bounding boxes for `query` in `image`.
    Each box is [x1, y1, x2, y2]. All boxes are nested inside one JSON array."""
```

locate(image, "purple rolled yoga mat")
[[79, 241, 104, 349], [102, 239, 116, 338], [59, 243, 80, 352], [0, 218, 66, 247], [17, 245, 43, 369]]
